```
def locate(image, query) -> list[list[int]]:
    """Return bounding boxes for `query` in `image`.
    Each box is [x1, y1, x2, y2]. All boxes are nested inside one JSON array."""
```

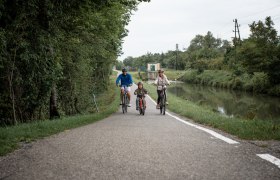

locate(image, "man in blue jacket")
[[116, 68, 133, 107]]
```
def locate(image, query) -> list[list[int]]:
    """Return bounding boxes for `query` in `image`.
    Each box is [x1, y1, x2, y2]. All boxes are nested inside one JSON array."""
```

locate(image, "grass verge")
[[131, 72, 280, 140], [163, 69, 186, 80], [0, 74, 119, 156]]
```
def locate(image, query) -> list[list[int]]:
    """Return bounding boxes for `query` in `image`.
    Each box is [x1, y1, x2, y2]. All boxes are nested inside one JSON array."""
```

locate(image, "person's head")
[[158, 69, 164, 77], [137, 82, 143, 89], [122, 68, 127, 75]]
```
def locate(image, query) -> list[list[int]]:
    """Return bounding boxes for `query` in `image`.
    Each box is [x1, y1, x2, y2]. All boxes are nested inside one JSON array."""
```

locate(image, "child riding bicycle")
[[134, 82, 148, 110]]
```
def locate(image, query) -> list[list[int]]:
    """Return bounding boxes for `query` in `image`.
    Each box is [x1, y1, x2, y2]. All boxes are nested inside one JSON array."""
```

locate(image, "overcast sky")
[[119, 0, 280, 60]]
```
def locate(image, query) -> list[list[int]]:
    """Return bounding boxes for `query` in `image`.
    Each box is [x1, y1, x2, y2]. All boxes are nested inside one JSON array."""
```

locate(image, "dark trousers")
[[157, 90, 167, 104], [157, 90, 161, 104]]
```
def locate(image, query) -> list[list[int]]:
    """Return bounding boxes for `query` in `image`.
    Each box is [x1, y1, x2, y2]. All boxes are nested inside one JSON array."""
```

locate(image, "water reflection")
[[168, 83, 280, 122]]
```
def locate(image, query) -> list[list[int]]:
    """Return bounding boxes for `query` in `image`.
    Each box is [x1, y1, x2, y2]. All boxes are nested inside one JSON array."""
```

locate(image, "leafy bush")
[[180, 70, 274, 95], [268, 84, 280, 96], [232, 78, 243, 90], [208, 57, 224, 70], [252, 72, 270, 93]]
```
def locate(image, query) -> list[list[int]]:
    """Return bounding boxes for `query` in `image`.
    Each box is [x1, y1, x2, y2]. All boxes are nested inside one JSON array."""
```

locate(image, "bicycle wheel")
[[163, 93, 166, 115], [122, 94, 125, 114], [160, 101, 163, 114], [159, 94, 164, 114], [125, 94, 128, 113], [139, 99, 142, 115], [142, 100, 146, 115]]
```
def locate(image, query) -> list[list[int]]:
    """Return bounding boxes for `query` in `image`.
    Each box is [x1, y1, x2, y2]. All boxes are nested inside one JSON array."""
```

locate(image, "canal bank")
[[131, 72, 280, 140], [168, 83, 280, 122], [179, 70, 280, 97]]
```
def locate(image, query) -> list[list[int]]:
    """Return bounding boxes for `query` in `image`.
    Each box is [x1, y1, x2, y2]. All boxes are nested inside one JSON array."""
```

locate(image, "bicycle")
[[159, 85, 167, 115], [120, 85, 129, 114], [137, 95, 146, 115]]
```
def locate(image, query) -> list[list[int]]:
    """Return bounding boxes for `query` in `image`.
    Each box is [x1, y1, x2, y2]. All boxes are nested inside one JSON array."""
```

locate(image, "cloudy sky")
[[119, 0, 280, 60]]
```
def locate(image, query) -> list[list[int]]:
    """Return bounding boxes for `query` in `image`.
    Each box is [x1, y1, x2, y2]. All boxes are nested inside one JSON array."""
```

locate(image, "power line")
[[238, 13, 280, 25], [214, 4, 280, 36], [238, 4, 280, 20], [273, 15, 280, 21]]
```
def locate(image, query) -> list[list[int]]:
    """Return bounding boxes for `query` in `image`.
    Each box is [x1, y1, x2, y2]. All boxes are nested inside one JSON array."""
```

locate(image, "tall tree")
[[237, 16, 280, 83]]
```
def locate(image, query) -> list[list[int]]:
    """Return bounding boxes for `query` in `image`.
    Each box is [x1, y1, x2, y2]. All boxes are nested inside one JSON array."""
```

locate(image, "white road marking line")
[[257, 154, 280, 169], [146, 94, 239, 144]]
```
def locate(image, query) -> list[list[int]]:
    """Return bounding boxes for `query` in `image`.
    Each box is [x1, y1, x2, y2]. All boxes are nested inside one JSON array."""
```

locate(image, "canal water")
[[168, 83, 280, 122]]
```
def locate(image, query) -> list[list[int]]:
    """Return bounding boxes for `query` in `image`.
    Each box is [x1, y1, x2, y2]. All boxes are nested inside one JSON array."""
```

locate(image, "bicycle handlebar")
[[117, 84, 132, 87]]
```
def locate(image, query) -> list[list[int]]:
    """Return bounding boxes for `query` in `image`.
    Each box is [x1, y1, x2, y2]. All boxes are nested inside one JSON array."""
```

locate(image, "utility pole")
[[232, 19, 241, 71], [232, 19, 241, 47], [175, 44, 178, 70]]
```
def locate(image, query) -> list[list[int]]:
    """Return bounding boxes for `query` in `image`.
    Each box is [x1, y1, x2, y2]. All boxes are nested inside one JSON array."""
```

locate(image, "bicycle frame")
[[120, 85, 129, 114], [159, 85, 167, 115], [137, 95, 145, 115]]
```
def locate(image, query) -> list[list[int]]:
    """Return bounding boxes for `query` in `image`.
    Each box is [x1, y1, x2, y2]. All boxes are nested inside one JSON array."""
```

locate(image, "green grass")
[[180, 70, 240, 88], [0, 75, 120, 156], [179, 69, 280, 96], [131, 72, 280, 140], [162, 70, 186, 81]]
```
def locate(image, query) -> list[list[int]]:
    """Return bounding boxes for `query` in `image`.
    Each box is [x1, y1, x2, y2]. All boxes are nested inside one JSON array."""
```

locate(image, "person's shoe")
[[120, 102, 123, 105], [166, 101, 169, 105], [136, 107, 139, 110], [128, 103, 131, 107], [156, 104, 160, 109]]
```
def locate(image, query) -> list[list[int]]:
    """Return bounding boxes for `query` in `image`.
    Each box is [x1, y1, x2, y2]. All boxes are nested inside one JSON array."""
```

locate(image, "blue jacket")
[[116, 73, 133, 86]]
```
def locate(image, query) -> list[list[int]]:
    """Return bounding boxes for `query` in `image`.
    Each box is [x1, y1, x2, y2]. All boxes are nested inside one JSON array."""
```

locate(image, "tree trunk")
[[74, 97, 81, 114], [8, 49, 17, 125], [49, 85, 60, 119]]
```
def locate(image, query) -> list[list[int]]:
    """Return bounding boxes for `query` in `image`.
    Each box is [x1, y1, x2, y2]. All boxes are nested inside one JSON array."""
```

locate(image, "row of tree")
[[123, 31, 231, 70], [122, 17, 280, 93], [0, 0, 149, 125]]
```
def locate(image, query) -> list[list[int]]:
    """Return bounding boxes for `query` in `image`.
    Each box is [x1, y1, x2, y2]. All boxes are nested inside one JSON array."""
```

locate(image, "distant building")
[[147, 63, 160, 80], [147, 63, 160, 72]]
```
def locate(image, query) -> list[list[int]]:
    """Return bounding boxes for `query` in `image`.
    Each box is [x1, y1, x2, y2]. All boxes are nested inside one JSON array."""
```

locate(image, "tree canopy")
[[0, 0, 149, 125]]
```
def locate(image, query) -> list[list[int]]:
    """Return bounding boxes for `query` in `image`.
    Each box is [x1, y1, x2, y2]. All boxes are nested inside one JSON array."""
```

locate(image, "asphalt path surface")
[[0, 84, 279, 180]]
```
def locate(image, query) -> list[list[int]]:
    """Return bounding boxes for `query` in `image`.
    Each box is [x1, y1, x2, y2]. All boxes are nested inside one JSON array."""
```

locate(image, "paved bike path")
[[0, 84, 279, 180]]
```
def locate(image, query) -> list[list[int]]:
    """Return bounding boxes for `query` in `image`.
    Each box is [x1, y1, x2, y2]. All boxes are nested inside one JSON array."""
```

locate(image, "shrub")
[[243, 81, 254, 91], [208, 57, 224, 70], [233, 67, 243, 76], [181, 71, 197, 83], [252, 72, 270, 93], [268, 84, 280, 96], [197, 68, 204, 74], [232, 78, 243, 90]]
